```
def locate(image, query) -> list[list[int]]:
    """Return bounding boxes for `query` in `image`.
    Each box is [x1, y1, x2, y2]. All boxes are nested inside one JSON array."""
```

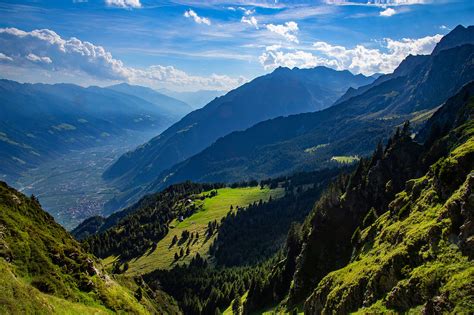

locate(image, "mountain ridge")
[[142, 38, 474, 197], [102, 66, 375, 209]]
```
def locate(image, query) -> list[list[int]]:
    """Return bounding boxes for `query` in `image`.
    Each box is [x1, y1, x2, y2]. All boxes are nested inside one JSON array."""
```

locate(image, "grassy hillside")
[[306, 131, 474, 313], [243, 82, 474, 314], [104, 186, 283, 275], [0, 181, 179, 314]]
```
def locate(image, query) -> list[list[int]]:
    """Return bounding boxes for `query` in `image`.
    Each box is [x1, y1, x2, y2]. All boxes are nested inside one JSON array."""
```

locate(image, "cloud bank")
[[0, 27, 244, 91], [260, 34, 442, 75]]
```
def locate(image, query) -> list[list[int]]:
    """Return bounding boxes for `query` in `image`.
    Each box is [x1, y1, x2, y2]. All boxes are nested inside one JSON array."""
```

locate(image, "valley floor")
[[10, 130, 158, 230]]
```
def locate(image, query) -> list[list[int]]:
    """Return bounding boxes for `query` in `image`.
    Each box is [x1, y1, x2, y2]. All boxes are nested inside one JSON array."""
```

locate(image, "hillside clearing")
[[106, 186, 284, 275]]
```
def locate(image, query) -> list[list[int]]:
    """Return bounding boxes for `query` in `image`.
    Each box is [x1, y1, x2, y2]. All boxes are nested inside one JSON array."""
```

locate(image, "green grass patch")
[[330, 155, 360, 164], [121, 186, 284, 275]]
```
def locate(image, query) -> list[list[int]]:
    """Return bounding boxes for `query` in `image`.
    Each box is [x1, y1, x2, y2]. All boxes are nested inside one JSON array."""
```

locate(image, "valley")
[[12, 130, 158, 230]]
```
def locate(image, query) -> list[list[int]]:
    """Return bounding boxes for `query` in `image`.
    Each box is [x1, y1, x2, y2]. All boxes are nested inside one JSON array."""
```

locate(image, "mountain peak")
[[433, 24, 474, 55]]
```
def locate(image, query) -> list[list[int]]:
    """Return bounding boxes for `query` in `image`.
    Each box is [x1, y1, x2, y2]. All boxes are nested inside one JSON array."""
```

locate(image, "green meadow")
[[104, 186, 284, 275]]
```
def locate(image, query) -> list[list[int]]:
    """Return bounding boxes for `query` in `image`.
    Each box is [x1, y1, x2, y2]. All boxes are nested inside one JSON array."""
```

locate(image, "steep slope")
[[0, 181, 179, 314], [148, 28, 474, 192], [244, 81, 474, 314], [107, 83, 193, 118], [0, 80, 172, 181], [103, 67, 374, 201]]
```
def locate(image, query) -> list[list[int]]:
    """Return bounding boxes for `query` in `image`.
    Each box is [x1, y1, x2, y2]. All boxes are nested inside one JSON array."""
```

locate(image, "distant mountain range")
[[0, 80, 190, 180], [143, 26, 474, 189], [108, 83, 193, 118], [102, 25, 474, 211], [103, 66, 375, 208], [158, 88, 225, 110]]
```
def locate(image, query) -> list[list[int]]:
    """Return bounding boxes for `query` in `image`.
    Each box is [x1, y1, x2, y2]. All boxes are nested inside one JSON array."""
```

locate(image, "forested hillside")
[[103, 66, 374, 210], [0, 181, 179, 314], [243, 81, 474, 314], [146, 27, 474, 192]]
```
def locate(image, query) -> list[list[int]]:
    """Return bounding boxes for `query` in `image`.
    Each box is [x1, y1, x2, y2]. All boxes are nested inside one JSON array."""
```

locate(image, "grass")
[[0, 181, 167, 314], [115, 186, 284, 275], [223, 291, 248, 315], [305, 133, 474, 314], [330, 155, 360, 164]]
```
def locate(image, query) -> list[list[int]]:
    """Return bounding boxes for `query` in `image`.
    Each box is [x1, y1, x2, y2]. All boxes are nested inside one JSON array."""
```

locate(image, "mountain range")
[[103, 66, 375, 209], [107, 25, 474, 210], [0, 80, 190, 181], [157, 88, 225, 110], [72, 70, 474, 314]]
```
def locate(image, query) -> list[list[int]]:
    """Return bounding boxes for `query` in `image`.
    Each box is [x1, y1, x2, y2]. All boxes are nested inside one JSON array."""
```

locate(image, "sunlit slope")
[[106, 186, 283, 275], [0, 181, 178, 314]]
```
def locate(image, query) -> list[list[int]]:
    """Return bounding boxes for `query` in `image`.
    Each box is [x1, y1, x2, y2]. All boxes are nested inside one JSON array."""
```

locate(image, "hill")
[[0, 181, 180, 314], [74, 167, 347, 314], [243, 81, 474, 314], [145, 26, 474, 193], [0, 80, 174, 181], [103, 66, 374, 208], [107, 83, 193, 118], [94, 82, 474, 315]]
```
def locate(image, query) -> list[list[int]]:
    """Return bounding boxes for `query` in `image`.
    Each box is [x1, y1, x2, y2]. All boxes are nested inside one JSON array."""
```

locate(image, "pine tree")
[[232, 294, 242, 315]]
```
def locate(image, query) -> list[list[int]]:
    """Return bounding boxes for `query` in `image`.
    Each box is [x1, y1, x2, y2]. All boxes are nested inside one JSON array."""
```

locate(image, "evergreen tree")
[[232, 294, 242, 315]]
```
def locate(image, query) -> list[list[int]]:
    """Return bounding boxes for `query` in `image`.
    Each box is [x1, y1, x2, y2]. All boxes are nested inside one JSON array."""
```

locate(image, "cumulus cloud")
[[380, 7, 397, 16], [184, 9, 211, 25], [241, 16, 259, 29], [266, 21, 299, 43], [105, 0, 141, 8], [260, 34, 442, 75], [0, 27, 244, 91], [0, 28, 128, 80], [259, 49, 337, 70]]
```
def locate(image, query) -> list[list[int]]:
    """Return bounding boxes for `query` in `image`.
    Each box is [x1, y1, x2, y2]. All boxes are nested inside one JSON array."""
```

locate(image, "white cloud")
[[241, 16, 259, 29], [380, 7, 397, 16], [0, 52, 13, 61], [259, 49, 337, 70], [105, 0, 141, 8], [184, 9, 211, 25], [325, 0, 426, 6], [259, 34, 442, 75], [0, 27, 244, 91], [266, 21, 299, 43], [439, 25, 451, 31], [239, 7, 255, 15], [26, 53, 52, 64]]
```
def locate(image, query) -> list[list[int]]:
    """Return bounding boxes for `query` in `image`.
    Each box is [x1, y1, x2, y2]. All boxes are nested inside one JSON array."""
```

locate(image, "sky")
[[0, 0, 473, 91]]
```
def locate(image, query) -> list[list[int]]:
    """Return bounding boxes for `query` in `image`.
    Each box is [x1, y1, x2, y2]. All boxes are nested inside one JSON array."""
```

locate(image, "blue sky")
[[0, 0, 473, 91]]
